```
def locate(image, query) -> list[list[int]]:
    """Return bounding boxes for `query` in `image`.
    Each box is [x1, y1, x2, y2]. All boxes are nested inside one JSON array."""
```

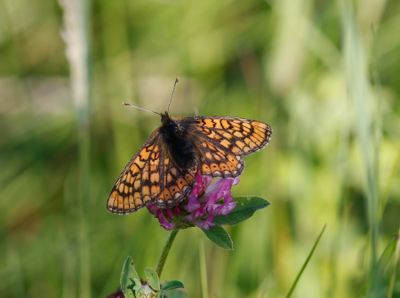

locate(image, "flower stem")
[[156, 229, 179, 278]]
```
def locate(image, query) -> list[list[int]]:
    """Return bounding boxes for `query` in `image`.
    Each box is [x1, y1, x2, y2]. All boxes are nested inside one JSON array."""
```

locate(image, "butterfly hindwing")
[[156, 147, 196, 206], [195, 137, 244, 177]]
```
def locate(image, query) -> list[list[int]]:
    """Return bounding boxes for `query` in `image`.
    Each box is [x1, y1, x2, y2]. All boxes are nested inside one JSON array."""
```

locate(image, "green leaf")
[[161, 280, 184, 291], [160, 288, 187, 298], [144, 267, 160, 291], [214, 196, 270, 226], [202, 225, 233, 250], [120, 256, 140, 298]]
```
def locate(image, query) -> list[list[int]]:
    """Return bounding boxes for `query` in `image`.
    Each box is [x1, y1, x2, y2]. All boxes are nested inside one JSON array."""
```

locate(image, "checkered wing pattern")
[[190, 116, 272, 178], [107, 133, 196, 214]]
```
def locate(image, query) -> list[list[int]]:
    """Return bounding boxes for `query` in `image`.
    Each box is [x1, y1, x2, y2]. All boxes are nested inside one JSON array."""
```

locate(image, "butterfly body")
[[159, 112, 197, 171], [107, 113, 272, 214]]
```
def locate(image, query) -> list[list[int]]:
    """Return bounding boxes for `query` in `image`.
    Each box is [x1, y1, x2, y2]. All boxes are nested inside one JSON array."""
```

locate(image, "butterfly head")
[[160, 112, 182, 135], [160, 111, 181, 136], [160, 112, 172, 125]]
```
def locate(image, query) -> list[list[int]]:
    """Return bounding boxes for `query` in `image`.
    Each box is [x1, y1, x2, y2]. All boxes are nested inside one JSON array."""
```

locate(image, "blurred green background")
[[1, 0, 399, 297]]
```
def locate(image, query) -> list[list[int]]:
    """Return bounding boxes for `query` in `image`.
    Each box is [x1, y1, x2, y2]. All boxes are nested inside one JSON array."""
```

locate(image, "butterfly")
[[107, 112, 272, 214]]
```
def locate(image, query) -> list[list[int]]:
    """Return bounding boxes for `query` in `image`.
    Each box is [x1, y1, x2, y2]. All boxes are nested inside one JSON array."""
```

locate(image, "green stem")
[[156, 229, 179, 278]]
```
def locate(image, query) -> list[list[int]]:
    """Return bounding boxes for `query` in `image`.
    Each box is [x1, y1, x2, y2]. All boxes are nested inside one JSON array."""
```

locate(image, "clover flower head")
[[147, 171, 238, 230]]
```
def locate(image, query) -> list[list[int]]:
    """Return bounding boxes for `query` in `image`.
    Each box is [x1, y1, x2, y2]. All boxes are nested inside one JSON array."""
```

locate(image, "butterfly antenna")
[[167, 77, 179, 113], [122, 102, 161, 116]]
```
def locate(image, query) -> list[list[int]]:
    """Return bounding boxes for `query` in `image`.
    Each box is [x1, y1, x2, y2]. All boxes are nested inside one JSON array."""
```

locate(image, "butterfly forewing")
[[192, 116, 272, 156], [107, 133, 160, 214], [107, 132, 197, 214]]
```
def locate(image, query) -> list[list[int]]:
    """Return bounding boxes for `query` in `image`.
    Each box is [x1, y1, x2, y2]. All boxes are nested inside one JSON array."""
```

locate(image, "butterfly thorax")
[[159, 112, 197, 171]]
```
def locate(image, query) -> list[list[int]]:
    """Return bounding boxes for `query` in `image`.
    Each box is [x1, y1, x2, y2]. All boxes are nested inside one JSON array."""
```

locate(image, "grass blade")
[[285, 224, 327, 298], [59, 0, 92, 296], [199, 240, 209, 298], [387, 228, 400, 298]]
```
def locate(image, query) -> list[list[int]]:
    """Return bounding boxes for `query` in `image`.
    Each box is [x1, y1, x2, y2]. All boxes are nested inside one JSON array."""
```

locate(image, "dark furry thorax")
[[159, 112, 196, 170]]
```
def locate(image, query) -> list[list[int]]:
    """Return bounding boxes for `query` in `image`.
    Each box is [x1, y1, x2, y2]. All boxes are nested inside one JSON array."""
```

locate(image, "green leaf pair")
[[120, 256, 186, 298], [201, 196, 269, 249]]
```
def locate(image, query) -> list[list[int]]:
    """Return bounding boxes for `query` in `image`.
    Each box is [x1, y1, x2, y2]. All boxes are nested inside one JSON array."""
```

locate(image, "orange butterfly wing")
[[107, 132, 196, 214], [158, 153, 196, 207], [107, 132, 160, 214], [190, 116, 272, 178]]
